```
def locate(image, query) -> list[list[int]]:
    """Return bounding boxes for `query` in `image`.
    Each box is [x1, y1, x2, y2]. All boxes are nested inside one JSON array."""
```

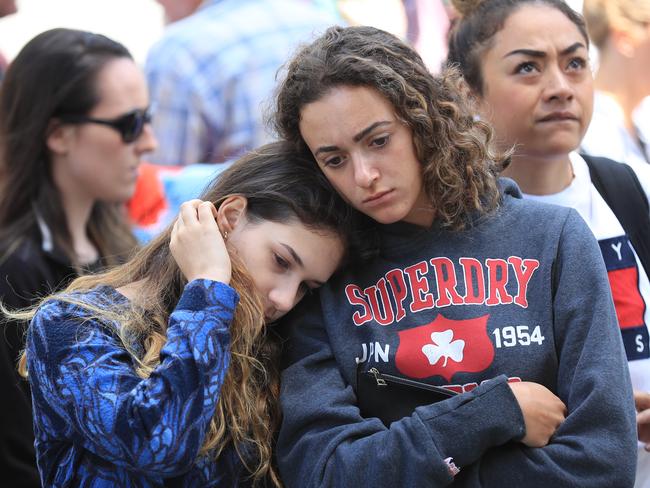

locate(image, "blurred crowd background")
[[0, 0, 585, 66]]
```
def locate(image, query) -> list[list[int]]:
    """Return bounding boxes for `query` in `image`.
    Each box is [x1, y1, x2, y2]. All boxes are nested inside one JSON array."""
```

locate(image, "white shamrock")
[[421, 330, 465, 367]]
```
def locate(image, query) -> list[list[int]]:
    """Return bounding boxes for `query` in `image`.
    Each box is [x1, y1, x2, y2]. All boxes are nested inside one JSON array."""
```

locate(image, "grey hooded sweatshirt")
[[277, 179, 637, 487]]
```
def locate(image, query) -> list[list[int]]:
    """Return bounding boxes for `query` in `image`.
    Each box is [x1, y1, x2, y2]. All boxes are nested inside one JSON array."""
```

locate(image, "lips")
[[537, 111, 579, 122], [363, 189, 393, 204]]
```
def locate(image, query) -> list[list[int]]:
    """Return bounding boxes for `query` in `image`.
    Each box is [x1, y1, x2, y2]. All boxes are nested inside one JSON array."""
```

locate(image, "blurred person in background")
[[403, 0, 452, 73], [0, 0, 15, 17], [448, 0, 650, 485], [145, 0, 338, 166], [155, 0, 203, 24], [320, 0, 453, 72], [0, 0, 18, 82], [582, 0, 650, 167], [0, 28, 156, 486]]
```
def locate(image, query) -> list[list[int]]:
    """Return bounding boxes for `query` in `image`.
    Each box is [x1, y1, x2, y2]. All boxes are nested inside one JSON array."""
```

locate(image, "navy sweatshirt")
[[278, 179, 637, 487]]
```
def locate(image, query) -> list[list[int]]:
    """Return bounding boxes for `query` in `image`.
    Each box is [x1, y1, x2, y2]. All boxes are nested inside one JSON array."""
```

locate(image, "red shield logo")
[[395, 314, 494, 382]]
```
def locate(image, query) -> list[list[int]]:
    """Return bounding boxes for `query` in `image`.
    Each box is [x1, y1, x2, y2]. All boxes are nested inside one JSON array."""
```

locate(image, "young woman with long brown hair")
[[14, 141, 355, 487]]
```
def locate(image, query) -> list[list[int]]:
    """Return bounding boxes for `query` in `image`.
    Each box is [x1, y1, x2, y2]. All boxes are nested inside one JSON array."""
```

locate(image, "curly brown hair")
[[274, 25, 508, 231], [15, 141, 359, 486]]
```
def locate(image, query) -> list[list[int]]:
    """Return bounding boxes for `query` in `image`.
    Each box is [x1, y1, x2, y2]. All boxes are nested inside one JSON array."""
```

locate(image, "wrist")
[[187, 271, 231, 285]]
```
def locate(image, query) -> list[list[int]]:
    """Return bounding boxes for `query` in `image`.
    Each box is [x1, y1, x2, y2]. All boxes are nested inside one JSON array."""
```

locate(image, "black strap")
[[633, 125, 650, 164], [582, 153, 650, 276]]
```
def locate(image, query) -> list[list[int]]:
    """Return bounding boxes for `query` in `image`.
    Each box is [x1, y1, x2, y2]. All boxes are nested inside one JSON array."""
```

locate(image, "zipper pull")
[[369, 367, 387, 387]]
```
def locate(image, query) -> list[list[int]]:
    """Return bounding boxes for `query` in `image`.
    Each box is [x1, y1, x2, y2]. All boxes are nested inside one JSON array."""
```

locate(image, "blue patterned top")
[[26, 279, 248, 487]]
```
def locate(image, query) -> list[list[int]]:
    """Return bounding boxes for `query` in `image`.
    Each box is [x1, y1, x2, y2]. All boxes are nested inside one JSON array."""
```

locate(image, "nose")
[[268, 284, 299, 318], [135, 123, 158, 155], [543, 66, 573, 103], [352, 153, 379, 188]]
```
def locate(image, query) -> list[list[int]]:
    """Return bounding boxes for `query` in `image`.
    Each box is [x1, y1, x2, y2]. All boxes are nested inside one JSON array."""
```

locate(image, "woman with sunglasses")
[[12, 140, 352, 487], [0, 28, 156, 486]]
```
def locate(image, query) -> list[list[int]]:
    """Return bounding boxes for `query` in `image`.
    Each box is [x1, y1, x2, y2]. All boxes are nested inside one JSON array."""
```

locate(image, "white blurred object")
[[337, 0, 407, 39], [0, 0, 165, 64], [410, 0, 450, 73], [567, 0, 583, 11]]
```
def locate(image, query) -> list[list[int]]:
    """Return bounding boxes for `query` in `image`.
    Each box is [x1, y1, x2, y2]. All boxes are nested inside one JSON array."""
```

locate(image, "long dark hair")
[[447, 0, 589, 95], [274, 25, 508, 231], [0, 28, 137, 267], [17, 140, 359, 486]]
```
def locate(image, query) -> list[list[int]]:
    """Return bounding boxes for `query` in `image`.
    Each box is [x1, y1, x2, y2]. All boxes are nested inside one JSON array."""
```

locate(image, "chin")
[[369, 211, 406, 225], [526, 139, 579, 159], [540, 132, 581, 151], [103, 191, 136, 204]]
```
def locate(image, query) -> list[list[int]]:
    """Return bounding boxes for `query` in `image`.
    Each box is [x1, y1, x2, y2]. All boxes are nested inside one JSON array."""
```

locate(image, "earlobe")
[[472, 87, 490, 121], [611, 29, 637, 58], [46, 119, 72, 155], [216, 195, 248, 236], [475, 98, 491, 122]]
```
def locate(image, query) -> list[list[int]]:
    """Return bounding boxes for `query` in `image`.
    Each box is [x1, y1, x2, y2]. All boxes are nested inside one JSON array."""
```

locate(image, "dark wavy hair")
[[274, 25, 508, 231], [0, 28, 137, 267], [448, 0, 589, 95]]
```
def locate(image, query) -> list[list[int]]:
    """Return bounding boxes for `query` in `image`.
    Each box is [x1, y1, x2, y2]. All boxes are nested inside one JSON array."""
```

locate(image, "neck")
[[596, 53, 645, 134], [501, 152, 573, 195], [62, 192, 99, 264], [52, 162, 99, 264], [403, 188, 436, 227]]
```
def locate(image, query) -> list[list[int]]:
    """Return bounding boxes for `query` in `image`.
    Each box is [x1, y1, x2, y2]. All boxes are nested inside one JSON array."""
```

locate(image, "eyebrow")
[[280, 243, 326, 287], [504, 42, 586, 59], [281, 243, 303, 268], [313, 121, 392, 157]]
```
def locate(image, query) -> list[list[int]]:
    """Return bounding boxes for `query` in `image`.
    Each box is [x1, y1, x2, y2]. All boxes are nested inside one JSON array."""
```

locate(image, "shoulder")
[[497, 178, 575, 230], [30, 288, 123, 345], [0, 237, 62, 307], [620, 160, 650, 204], [0, 234, 42, 270], [581, 97, 629, 161]]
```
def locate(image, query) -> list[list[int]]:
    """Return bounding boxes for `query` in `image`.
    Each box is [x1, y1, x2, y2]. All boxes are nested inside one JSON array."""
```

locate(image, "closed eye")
[[274, 253, 290, 270]]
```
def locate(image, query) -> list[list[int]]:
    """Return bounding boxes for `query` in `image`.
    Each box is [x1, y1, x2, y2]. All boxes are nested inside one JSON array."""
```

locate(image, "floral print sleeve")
[[26, 279, 239, 486]]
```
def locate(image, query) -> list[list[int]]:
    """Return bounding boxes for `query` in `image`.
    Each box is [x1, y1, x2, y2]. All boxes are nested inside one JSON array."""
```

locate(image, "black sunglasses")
[[59, 107, 152, 143]]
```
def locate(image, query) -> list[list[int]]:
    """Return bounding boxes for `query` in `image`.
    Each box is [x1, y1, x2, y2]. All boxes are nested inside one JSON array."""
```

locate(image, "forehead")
[[91, 58, 148, 113], [299, 85, 396, 142], [490, 4, 587, 54]]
